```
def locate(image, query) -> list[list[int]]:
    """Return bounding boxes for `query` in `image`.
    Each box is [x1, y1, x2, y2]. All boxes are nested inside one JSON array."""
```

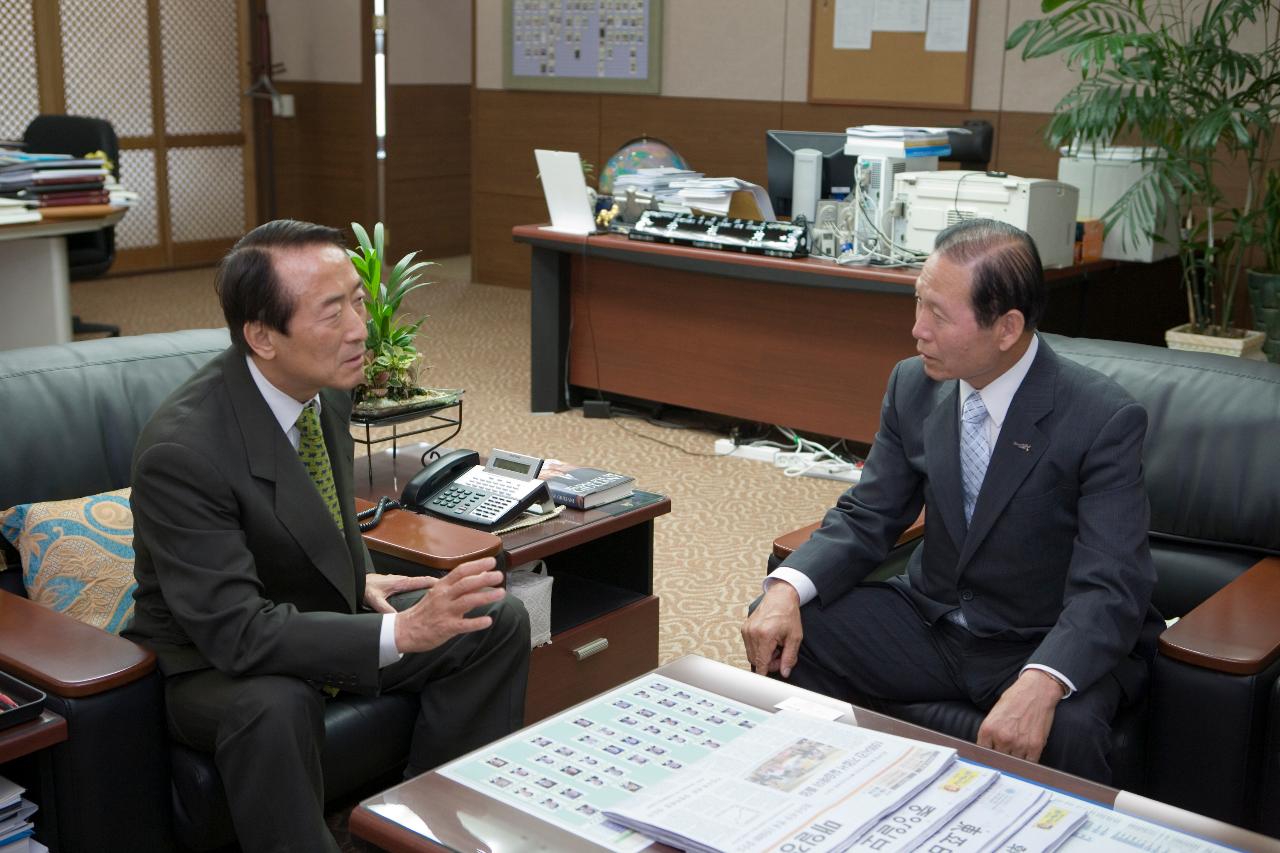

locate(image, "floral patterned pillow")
[[1, 488, 136, 634]]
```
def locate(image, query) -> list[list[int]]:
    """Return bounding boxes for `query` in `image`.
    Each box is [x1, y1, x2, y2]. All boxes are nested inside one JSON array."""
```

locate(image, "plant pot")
[[1246, 269, 1280, 364], [1164, 324, 1267, 360]]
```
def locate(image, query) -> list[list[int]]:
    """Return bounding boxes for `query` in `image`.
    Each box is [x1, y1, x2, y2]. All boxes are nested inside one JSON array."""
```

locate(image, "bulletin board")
[[808, 0, 977, 109], [503, 0, 663, 95]]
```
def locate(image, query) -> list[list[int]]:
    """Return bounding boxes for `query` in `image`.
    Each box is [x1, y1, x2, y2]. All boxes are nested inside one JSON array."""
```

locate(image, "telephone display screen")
[[493, 457, 533, 475]]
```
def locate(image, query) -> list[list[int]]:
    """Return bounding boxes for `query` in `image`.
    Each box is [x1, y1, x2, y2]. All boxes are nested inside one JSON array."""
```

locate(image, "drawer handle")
[[572, 638, 609, 661]]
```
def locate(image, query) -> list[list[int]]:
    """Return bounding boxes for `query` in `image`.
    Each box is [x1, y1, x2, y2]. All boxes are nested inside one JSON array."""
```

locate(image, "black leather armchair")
[[0, 331, 425, 852], [22, 114, 123, 337], [768, 334, 1280, 835]]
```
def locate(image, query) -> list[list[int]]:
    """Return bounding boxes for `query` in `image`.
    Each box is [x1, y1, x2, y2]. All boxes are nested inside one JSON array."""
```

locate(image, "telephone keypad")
[[427, 485, 518, 524]]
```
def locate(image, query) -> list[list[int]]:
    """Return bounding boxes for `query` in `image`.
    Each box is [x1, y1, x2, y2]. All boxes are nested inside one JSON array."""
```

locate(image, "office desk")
[[351, 655, 1276, 852], [0, 210, 126, 351], [354, 446, 669, 724], [513, 225, 1180, 443]]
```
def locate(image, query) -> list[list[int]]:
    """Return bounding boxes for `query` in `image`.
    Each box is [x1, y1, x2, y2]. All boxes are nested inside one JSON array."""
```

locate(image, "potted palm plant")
[[1007, 0, 1278, 359], [347, 221, 460, 417]]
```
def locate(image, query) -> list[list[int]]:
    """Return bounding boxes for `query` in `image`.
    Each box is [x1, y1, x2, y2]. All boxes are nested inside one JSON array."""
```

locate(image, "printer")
[[893, 171, 1080, 268]]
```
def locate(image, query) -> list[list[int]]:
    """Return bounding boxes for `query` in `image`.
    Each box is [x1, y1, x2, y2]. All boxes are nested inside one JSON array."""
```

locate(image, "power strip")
[[776, 451, 863, 484], [712, 439, 779, 463], [714, 439, 862, 483], [801, 461, 863, 484]]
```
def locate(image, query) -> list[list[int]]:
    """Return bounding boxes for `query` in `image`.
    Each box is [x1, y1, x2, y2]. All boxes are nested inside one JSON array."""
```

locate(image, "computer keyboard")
[[627, 211, 810, 258]]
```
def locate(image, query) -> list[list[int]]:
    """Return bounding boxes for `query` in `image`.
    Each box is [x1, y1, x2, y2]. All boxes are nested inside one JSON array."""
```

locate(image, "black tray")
[[0, 669, 46, 731]]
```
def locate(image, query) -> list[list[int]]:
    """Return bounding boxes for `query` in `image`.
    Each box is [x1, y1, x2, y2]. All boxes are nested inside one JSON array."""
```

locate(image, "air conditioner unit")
[[893, 171, 1080, 268]]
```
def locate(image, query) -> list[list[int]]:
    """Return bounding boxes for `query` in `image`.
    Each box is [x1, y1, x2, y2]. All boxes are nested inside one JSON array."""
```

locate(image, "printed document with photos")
[[604, 710, 958, 853], [436, 675, 773, 851]]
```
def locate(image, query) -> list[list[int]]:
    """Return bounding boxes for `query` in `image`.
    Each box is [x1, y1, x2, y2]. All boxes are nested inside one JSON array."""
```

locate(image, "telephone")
[[399, 448, 552, 527]]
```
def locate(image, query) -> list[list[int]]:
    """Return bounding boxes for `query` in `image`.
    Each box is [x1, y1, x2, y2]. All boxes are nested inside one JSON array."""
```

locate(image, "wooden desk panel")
[[513, 226, 1144, 444], [568, 254, 914, 439]]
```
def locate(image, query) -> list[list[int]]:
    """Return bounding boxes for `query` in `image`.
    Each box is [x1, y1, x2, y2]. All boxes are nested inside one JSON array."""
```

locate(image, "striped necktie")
[[960, 390, 990, 525], [295, 402, 344, 530]]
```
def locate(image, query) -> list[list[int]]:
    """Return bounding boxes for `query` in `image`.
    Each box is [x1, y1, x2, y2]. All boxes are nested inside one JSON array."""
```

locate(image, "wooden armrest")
[[771, 511, 926, 561], [356, 498, 503, 569], [1159, 556, 1280, 676], [0, 591, 155, 697]]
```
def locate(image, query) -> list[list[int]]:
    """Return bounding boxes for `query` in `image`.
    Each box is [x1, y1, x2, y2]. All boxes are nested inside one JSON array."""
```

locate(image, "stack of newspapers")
[[604, 710, 1089, 853]]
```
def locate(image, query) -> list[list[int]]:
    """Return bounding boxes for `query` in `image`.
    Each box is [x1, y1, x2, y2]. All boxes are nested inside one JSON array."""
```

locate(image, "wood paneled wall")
[[265, 81, 471, 260], [471, 89, 1065, 289]]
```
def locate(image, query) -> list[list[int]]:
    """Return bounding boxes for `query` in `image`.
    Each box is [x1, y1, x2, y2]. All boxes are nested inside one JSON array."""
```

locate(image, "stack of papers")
[[0, 197, 40, 225], [668, 178, 776, 221], [613, 167, 704, 206], [604, 711, 1093, 853], [845, 125, 952, 158], [0, 775, 42, 852]]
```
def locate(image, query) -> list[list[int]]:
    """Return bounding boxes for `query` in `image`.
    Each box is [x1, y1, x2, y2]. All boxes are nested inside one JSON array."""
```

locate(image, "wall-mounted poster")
[[503, 0, 663, 94]]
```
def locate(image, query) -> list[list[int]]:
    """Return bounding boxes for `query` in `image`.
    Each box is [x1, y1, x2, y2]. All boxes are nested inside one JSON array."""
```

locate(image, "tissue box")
[[508, 561, 554, 648], [0, 670, 46, 732]]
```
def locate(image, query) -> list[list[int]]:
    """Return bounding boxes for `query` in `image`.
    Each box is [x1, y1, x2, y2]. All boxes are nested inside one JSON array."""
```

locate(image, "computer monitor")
[[765, 130, 857, 221]]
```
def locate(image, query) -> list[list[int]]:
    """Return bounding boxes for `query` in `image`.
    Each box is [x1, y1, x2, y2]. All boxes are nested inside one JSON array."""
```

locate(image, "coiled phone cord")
[[356, 496, 401, 532]]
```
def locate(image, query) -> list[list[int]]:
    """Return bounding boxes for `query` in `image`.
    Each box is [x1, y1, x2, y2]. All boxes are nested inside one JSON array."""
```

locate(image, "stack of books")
[[0, 775, 41, 853], [845, 125, 952, 158], [0, 150, 111, 215]]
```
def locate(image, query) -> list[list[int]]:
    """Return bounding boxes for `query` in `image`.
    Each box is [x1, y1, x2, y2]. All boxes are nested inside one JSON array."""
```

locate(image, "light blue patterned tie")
[[960, 391, 989, 525]]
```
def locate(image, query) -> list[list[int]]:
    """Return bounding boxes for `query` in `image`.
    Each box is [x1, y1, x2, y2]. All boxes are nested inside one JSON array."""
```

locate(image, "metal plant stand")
[[350, 397, 463, 489]]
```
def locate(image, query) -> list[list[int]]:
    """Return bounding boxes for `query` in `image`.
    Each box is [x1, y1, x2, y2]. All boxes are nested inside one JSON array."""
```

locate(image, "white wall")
[[270, 0, 472, 85], [388, 0, 472, 85], [473, 0, 1079, 113], [270, 0, 362, 84]]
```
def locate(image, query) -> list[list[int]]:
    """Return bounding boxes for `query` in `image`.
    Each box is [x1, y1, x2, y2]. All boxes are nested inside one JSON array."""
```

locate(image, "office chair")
[[22, 114, 122, 338], [943, 119, 994, 171]]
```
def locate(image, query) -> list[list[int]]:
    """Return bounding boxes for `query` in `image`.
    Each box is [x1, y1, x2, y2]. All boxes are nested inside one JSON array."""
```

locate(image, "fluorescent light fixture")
[[373, 0, 387, 156]]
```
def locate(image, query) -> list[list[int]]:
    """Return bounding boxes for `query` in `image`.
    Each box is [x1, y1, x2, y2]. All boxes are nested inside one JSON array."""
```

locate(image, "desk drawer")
[[524, 595, 658, 725]]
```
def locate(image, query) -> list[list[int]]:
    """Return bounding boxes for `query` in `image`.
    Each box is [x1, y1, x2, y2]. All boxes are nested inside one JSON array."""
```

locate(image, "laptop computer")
[[534, 149, 598, 235]]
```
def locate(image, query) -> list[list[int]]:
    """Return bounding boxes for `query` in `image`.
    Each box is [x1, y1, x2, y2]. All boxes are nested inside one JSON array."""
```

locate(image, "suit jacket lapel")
[[956, 342, 1057, 571], [223, 352, 358, 610], [923, 382, 968, 551]]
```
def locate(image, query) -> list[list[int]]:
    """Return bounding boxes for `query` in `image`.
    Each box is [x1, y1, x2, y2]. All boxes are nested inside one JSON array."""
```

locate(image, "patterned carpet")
[[73, 255, 856, 849]]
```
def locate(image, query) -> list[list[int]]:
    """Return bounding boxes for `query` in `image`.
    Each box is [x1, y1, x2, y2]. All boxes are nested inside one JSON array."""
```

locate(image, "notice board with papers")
[[809, 0, 977, 108], [503, 0, 663, 94]]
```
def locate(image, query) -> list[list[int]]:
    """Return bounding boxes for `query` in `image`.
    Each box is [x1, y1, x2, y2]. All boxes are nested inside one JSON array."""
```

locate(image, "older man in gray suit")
[[742, 219, 1161, 784]]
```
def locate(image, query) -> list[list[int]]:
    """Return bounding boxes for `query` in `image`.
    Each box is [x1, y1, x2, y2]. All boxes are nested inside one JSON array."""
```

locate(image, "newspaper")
[[1058, 803, 1241, 852], [991, 798, 1090, 853], [604, 710, 957, 853], [849, 761, 999, 852], [914, 774, 1049, 853]]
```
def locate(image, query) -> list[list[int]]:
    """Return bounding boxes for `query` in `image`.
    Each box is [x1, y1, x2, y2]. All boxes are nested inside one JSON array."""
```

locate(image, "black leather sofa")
[[0, 331, 425, 852], [768, 333, 1280, 835]]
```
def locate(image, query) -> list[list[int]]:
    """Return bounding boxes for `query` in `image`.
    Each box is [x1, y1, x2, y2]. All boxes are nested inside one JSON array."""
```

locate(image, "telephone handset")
[[400, 448, 552, 527]]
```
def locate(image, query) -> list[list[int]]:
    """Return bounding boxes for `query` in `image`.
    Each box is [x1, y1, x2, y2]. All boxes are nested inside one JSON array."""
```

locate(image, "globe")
[[598, 137, 690, 197]]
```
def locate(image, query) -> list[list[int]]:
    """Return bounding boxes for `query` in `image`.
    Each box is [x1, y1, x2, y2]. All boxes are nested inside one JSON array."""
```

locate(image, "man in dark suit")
[[124, 220, 530, 853], [741, 219, 1160, 783]]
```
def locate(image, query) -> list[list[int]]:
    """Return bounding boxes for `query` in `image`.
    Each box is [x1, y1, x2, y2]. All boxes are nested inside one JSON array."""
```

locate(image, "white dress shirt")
[[766, 335, 1076, 697], [246, 356, 402, 668]]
